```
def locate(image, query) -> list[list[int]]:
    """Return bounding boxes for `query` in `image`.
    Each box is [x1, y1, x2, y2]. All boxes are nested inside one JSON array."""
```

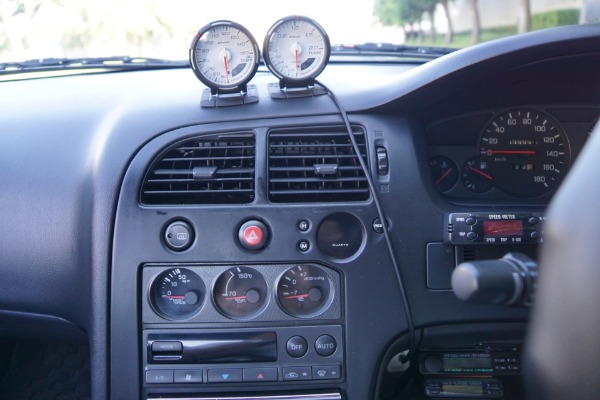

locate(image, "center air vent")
[[141, 133, 255, 205], [268, 126, 369, 203]]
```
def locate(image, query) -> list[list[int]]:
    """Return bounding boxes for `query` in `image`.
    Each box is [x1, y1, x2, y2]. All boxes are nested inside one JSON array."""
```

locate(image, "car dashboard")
[[0, 24, 599, 400]]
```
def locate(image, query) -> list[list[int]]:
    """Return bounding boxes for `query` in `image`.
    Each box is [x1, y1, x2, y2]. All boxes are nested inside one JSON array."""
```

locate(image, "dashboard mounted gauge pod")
[[189, 20, 260, 105], [263, 16, 331, 93]]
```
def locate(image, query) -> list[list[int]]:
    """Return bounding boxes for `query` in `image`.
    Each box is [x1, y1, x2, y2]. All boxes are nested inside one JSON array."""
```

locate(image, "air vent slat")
[[268, 126, 369, 203], [141, 133, 255, 205]]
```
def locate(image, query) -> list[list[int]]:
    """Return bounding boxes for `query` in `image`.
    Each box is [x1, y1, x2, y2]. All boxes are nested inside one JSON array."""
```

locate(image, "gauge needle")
[[223, 56, 230, 83], [295, 49, 299, 75], [162, 295, 185, 299], [486, 150, 536, 155], [468, 166, 493, 180], [286, 294, 309, 299], [224, 295, 247, 300], [434, 167, 453, 186]]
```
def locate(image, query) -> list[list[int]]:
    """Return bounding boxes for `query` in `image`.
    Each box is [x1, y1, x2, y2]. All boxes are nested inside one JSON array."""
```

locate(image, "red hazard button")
[[238, 220, 269, 250]]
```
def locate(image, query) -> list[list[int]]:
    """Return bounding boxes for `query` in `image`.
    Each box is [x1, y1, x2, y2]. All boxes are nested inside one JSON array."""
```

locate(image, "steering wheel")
[[524, 122, 600, 399]]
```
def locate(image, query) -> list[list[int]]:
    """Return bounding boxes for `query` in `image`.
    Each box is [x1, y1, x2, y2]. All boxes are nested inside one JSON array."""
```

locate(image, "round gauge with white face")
[[189, 20, 260, 92], [263, 16, 331, 84]]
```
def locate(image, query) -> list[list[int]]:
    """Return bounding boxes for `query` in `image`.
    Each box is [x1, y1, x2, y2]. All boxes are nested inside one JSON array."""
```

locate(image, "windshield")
[[0, 0, 593, 63]]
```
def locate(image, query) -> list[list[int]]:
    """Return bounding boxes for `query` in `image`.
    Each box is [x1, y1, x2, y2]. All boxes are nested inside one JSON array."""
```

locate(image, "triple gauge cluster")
[[148, 265, 334, 321], [189, 16, 330, 93]]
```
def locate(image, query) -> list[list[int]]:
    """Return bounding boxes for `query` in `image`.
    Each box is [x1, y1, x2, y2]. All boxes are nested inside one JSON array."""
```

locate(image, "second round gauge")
[[213, 267, 268, 319], [263, 16, 330, 83]]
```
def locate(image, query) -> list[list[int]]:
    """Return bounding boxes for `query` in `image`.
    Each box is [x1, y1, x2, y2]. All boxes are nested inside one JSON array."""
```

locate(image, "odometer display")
[[479, 108, 569, 197]]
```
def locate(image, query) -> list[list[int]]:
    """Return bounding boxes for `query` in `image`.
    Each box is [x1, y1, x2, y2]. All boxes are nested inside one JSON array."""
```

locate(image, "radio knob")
[[424, 355, 443, 373]]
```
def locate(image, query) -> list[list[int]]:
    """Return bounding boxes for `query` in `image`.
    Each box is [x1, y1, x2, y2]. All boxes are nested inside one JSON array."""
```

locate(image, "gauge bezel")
[[275, 265, 334, 318], [189, 20, 260, 92], [149, 267, 206, 321], [263, 15, 331, 85], [211, 266, 269, 320]]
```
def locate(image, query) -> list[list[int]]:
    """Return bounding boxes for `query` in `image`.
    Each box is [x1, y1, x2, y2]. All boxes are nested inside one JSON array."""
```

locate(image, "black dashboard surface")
[[0, 23, 599, 400]]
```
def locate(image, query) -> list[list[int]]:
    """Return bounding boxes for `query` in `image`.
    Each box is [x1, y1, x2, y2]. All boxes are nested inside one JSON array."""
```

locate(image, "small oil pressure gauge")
[[263, 16, 331, 87], [190, 20, 260, 93]]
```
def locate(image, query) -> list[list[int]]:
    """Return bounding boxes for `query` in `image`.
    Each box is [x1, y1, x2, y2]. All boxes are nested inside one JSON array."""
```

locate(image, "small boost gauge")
[[263, 16, 331, 86], [189, 20, 260, 93], [150, 268, 205, 320]]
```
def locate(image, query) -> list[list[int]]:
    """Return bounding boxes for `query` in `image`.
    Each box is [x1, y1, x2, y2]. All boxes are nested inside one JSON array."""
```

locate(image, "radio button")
[[466, 217, 477, 225], [283, 366, 312, 381], [530, 231, 540, 239], [174, 369, 203, 383], [151, 341, 182, 353], [208, 368, 243, 383], [528, 216, 540, 225], [315, 335, 337, 357], [243, 367, 278, 382], [312, 364, 341, 380], [287, 336, 308, 358], [145, 369, 174, 384]]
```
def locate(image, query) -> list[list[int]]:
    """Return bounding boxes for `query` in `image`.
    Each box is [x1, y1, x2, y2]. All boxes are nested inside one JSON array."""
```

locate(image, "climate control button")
[[286, 336, 308, 358]]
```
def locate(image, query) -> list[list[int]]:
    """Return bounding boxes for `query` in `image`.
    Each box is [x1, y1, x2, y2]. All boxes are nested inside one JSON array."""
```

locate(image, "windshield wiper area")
[[331, 43, 457, 60], [0, 56, 188, 73]]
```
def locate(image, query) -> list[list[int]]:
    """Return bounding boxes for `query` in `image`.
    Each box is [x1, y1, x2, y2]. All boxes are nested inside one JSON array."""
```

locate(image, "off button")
[[238, 220, 269, 250]]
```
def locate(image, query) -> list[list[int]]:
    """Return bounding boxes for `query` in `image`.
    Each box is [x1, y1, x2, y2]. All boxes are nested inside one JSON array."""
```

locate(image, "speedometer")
[[479, 108, 570, 197]]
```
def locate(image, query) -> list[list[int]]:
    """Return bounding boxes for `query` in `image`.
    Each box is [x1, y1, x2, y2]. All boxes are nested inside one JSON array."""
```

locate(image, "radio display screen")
[[442, 356, 493, 372], [442, 384, 484, 396], [483, 220, 523, 237]]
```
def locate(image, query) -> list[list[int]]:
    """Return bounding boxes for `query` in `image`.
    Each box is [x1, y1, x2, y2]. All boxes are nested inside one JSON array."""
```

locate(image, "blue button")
[[207, 368, 242, 383]]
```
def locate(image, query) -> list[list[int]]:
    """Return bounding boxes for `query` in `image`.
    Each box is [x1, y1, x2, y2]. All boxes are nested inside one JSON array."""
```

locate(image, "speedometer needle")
[[486, 150, 536, 155], [467, 166, 493, 180]]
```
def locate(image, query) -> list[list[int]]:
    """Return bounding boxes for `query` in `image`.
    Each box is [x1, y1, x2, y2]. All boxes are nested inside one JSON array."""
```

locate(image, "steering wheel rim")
[[525, 122, 600, 400]]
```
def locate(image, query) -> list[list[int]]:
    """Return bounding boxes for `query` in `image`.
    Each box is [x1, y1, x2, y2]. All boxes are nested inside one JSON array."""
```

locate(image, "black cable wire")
[[315, 79, 417, 363]]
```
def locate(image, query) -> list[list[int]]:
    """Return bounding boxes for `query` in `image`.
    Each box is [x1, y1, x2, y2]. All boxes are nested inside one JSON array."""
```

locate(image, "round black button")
[[298, 220, 310, 232], [286, 336, 308, 358], [465, 217, 477, 225], [372, 218, 384, 234], [314, 335, 336, 357], [530, 231, 540, 239], [298, 240, 310, 252], [164, 221, 194, 251], [466, 231, 478, 240], [528, 216, 540, 225]]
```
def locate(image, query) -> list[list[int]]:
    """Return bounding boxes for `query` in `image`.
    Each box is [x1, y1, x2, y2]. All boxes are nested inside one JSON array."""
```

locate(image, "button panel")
[[143, 325, 344, 389]]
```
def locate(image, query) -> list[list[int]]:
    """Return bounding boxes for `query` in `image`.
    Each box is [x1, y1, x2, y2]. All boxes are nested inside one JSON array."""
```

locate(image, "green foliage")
[[374, 0, 435, 26], [531, 9, 579, 30]]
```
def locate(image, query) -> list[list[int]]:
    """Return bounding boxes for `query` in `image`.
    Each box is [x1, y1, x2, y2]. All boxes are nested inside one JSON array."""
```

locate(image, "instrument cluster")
[[427, 106, 600, 201]]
